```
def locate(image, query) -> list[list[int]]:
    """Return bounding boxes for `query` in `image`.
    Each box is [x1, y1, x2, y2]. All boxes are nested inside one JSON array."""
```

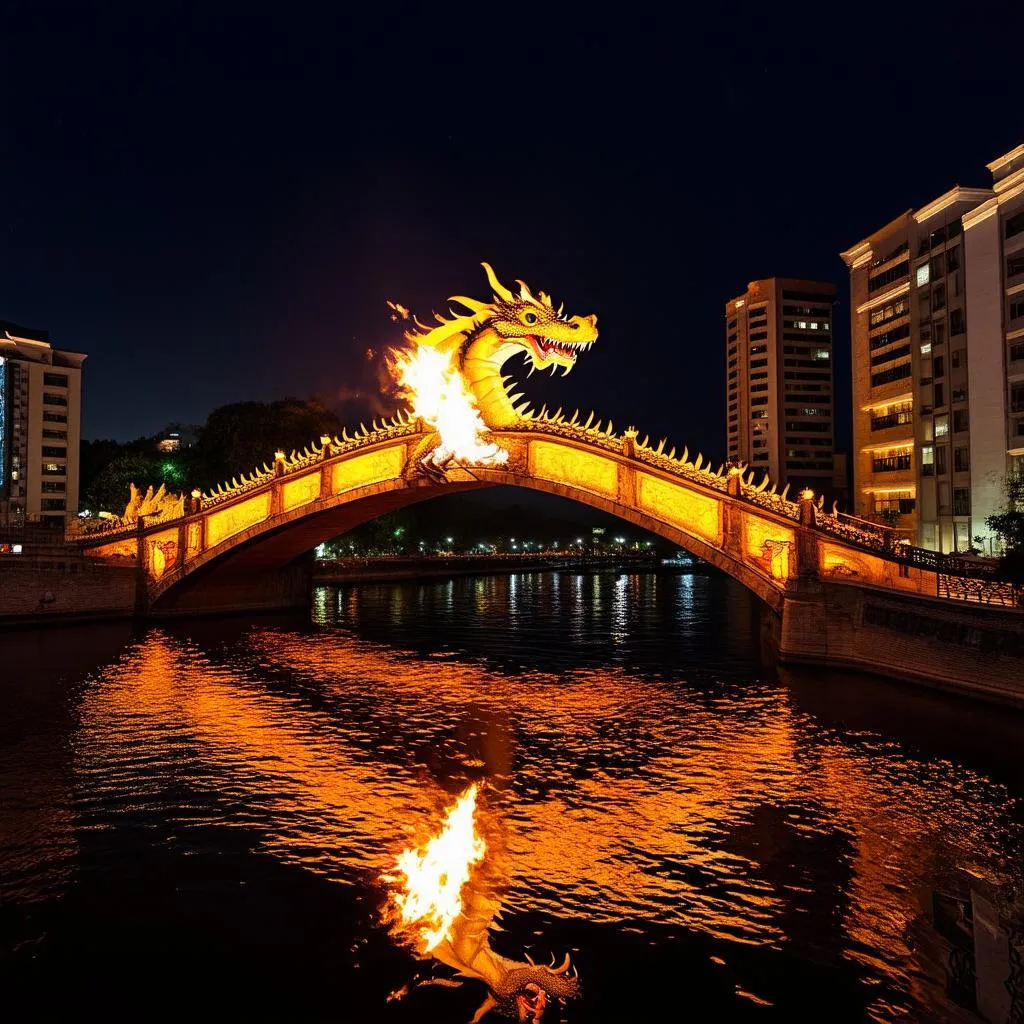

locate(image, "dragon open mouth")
[[528, 335, 594, 362]]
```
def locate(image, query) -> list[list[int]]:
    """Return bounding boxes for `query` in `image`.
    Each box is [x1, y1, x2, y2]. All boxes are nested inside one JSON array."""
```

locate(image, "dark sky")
[[3, 5, 1021, 463]]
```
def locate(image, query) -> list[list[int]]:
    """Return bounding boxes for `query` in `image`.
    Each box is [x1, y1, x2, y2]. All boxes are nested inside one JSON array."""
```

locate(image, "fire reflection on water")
[[11, 577, 1021, 1020]]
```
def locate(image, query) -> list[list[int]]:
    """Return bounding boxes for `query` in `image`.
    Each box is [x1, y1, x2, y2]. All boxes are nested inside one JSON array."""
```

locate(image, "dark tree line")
[[81, 399, 343, 514]]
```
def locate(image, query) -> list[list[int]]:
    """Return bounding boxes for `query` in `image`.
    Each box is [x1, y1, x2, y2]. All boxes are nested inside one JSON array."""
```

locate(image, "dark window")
[[935, 446, 948, 476], [868, 259, 909, 293], [782, 289, 837, 302], [872, 452, 913, 472], [749, 330, 768, 341], [869, 322, 911, 351], [951, 349, 964, 369], [42, 393, 68, 407], [1006, 210, 1024, 239], [40, 498, 66, 511], [933, 284, 946, 310], [1010, 298, 1024, 322], [750, 358, 767, 368], [1008, 253, 1024, 278], [41, 445, 66, 458], [42, 428, 67, 439], [1010, 341, 1024, 362], [750, 383, 768, 392], [950, 308, 964, 335], [954, 408, 970, 431], [751, 397, 768, 406], [42, 411, 67, 424], [953, 488, 970, 516], [954, 447, 970, 472], [1012, 383, 1024, 414], [933, 355, 945, 378], [43, 372, 68, 388], [934, 382, 945, 407], [871, 362, 913, 387], [945, 246, 961, 273], [41, 481, 65, 493], [871, 344, 911, 367]]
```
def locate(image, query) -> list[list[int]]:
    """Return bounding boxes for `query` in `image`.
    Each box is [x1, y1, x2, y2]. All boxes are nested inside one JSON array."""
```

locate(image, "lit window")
[[809, 322, 819, 330], [916, 264, 930, 287], [920, 342, 932, 355], [798, 321, 807, 329], [922, 445, 934, 465], [935, 415, 949, 439]]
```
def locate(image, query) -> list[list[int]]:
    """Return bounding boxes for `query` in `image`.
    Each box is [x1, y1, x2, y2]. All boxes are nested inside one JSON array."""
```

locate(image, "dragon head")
[[453, 263, 598, 378]]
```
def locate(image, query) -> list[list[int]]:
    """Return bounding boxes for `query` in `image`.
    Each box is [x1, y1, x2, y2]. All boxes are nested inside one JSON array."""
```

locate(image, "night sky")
[[4, 6, 1022, 463]]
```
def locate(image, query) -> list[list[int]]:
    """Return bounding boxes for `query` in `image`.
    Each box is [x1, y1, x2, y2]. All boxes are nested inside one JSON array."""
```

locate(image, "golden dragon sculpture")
[[389, 262, 599, 430]]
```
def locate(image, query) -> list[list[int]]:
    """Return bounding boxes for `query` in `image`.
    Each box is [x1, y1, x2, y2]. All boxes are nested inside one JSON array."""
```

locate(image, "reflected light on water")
[[2, 572, 1022, 1022]]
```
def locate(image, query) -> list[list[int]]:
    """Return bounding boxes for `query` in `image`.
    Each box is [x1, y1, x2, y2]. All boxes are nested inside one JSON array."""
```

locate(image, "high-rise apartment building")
[[725, 278, 837, 495], [840, 143, 1024, 554], [0, 321, 86, 529]]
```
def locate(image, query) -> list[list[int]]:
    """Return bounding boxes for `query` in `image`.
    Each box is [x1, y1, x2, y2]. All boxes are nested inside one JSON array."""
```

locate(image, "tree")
[[83, 453, 167, 514], [986, 473, 1024, 583], [190, 398, 343, 490]]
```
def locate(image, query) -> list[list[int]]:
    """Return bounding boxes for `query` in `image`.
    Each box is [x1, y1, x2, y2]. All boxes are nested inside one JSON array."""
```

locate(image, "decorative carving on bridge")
[[123, 482, 185, 526]]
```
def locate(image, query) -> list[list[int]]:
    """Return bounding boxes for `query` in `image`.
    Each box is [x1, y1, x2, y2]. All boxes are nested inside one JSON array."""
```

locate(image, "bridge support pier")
[[148, 555, 314, 618]]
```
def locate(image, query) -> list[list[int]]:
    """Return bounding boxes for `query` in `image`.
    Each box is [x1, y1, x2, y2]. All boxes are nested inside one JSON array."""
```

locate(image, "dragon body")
[[390, 262, 598, 431]]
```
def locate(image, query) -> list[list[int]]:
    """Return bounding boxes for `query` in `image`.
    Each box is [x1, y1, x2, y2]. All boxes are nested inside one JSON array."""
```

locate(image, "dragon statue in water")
[[389, 262, 599, 432]]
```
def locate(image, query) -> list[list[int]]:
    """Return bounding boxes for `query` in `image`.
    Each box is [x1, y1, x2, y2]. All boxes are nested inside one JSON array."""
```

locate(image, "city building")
[[840, 142, 1024, 553], [0, 321, 87, 529], [725, 277, 837, 496]]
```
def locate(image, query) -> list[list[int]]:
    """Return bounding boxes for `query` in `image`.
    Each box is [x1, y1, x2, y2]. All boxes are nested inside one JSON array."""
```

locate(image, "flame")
[[389, 345, 508, 466], [385, 783, 487, 953]]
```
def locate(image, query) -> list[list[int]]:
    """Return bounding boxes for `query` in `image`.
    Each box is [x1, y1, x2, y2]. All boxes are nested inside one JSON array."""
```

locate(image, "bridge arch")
[[78, 420, 903, 618]]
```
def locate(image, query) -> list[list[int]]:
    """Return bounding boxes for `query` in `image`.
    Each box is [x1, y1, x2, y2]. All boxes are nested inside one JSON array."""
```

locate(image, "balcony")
[[872, 453, 913, 473], [870, 410, 913, 431]]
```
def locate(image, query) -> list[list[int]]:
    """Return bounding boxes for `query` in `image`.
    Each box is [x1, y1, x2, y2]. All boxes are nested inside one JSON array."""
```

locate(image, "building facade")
[[0, 321, 86, 529], [840, 143, 1024, 553], [725, 277, 837, 496]]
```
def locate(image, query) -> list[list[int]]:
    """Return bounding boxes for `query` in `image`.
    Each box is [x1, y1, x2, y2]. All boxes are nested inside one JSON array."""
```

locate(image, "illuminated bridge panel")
[[636, 472, 722, 546], [330, 446, 404, 495], [281, 471, 321, 512], [206, 492, 272, 547], [529, 440, 618, 499]]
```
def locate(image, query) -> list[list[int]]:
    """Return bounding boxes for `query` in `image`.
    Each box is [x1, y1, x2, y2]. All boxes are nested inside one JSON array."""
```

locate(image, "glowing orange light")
[[389, 345, 508, 466], [384, 783, 486, 953]]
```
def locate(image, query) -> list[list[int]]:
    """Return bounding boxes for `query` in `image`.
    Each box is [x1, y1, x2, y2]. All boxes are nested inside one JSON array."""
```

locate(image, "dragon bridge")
[[76, 261, 945, 654], [76, 409, 931, 619]]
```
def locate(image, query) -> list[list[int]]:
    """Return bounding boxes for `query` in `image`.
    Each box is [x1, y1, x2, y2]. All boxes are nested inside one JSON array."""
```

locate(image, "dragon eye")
[[521, 310, 538, 326]]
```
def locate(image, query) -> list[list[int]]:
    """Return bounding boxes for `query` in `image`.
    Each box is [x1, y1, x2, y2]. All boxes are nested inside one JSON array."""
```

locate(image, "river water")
[[2, 569, 1023, 1022]]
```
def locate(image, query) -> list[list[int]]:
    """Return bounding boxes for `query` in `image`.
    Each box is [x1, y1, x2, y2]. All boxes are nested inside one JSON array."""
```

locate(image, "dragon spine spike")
[[372, 419, 379, 432], [681, 446, 689, 464], [508, 393, 523, 406], [656, 438, 666, 454], [641, 435, 649, 448], [553, 407, 563, 422], [769, 483, 777, 495], [569, 409, 579, 425], [592, 420, 602, 434], [666, 446, 674, 460], [817, 494, 825, 509], [342, 428, 350, 441], [538, 403, 548, 419], [606, 420, 614, 436], [832, 499, 839, 514], [694, 453, 703, 471], [758, 474, 770, 492], [515, 401, 531, 417], [716, 464, 724, 477], [502, 375, 513, 388], [584, 411, 595, 428], [781, 483, 791, 501]]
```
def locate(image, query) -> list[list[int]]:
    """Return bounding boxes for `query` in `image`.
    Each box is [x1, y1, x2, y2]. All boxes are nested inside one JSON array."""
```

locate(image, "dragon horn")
[[481, 262, 515, 302], [516, 279, 543, 307], [525, 953, 535, 965], [537, 290, 554, 308], [550, 954, 572, 975], [449, 294, 487, 313]]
